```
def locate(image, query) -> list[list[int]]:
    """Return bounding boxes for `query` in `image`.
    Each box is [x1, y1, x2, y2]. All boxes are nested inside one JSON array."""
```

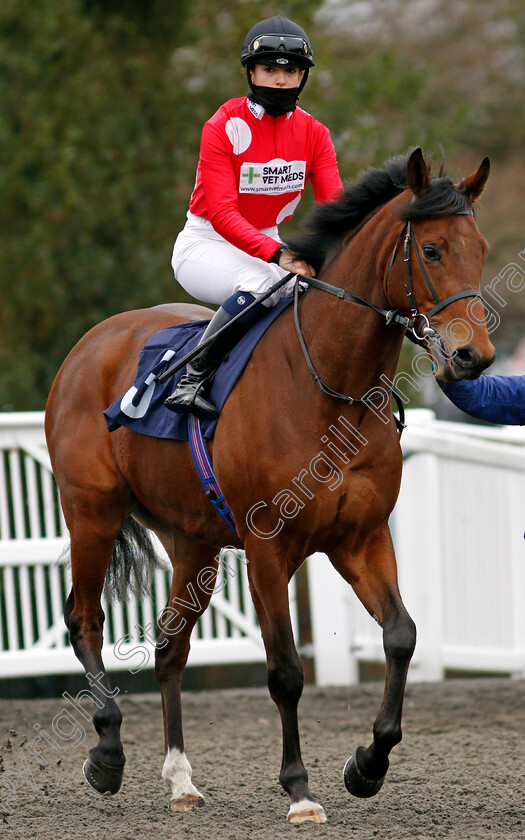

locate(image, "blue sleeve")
[[437, 375, 525, 425]]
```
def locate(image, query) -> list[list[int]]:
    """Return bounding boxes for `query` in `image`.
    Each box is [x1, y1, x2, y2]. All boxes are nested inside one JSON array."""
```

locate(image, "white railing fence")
[[0, 413, 297, 678], [308, 410, 525, 684], [1, 411, 524, 684]]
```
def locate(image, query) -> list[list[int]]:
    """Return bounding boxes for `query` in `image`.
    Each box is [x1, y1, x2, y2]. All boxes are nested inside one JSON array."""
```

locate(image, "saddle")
[[104, 298, 293, 442]]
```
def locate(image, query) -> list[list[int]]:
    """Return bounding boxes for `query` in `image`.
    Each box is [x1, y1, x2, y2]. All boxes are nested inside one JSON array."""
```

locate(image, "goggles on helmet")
[[249, 34, 310, 57], [242, 33, 314, 68]]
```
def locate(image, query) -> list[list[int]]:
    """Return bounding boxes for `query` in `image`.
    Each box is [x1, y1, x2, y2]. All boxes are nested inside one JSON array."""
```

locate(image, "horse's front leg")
[[330, 524, 416, 797], [155, 536, 218, 813], [245, 539, 326, 824]]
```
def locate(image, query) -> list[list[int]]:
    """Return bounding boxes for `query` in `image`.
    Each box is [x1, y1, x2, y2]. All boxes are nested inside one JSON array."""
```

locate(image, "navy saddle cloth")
[[104, 298, 292, 441]]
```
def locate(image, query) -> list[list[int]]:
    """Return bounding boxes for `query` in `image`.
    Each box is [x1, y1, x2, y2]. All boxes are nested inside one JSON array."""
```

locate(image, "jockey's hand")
[[278, 248, 316, 278]]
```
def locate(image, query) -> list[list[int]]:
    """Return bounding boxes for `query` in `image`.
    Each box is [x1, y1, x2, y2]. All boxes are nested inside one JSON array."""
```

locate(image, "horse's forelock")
[[287, 152, 471, 272], [398, 177, 472, 222]]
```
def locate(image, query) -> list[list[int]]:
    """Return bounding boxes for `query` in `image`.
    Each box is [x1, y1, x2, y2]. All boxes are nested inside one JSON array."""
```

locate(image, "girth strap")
[[187, 414, 238, 535]]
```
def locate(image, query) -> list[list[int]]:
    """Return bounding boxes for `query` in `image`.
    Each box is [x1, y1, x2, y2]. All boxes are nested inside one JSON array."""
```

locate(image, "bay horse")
[[45, 149, 495, 824]]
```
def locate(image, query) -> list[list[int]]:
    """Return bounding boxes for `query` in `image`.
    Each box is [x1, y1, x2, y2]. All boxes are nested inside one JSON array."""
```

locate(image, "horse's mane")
[[287, 150, 471, 273]]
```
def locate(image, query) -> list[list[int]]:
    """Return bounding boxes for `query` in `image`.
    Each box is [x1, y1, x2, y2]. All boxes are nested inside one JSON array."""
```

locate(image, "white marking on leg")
[[287, 798, 327, 824], [161, 748, 203, 802]]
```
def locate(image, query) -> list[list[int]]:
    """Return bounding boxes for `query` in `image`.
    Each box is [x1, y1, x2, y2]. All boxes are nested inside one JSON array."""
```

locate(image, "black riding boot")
[[164, 306, 248, 419]]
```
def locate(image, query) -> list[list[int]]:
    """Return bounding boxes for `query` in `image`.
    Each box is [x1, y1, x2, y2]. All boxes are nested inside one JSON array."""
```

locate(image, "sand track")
[[1, 679, 524, 839]]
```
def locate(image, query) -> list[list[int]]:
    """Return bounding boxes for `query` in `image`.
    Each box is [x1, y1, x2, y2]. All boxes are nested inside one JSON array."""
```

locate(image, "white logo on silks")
[[239, 158, 306, 195], [120, 349, 176, 419], [237, 295, 246, 306]]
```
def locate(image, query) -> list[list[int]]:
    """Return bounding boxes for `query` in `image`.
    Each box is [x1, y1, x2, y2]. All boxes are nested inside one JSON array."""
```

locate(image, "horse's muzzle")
[[445, 344, 496, 381]]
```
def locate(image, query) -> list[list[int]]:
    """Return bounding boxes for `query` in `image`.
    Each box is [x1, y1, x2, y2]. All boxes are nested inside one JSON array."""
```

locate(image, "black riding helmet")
[[241, 16, 314, 96]]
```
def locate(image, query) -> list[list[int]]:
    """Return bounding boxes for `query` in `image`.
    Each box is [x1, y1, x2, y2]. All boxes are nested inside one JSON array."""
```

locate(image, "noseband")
[[294, 206, 484, 434]]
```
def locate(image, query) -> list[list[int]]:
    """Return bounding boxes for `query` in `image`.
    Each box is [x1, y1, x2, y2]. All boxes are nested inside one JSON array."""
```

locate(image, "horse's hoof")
[[287, 799, 327, 824], [343, 752, 385, 798], [169, 794, 205, 812], [82, 756, 124, 795]]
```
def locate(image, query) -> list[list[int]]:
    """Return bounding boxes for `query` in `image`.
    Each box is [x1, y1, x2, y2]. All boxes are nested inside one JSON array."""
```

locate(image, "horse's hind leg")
[[63, 499, 129, 795], [330, 524, 416, 797], [155, 535, 218, 813]]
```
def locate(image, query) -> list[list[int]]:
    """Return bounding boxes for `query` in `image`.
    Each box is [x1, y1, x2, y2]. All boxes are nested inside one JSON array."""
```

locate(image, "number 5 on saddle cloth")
[[104, 297, 294, 534]]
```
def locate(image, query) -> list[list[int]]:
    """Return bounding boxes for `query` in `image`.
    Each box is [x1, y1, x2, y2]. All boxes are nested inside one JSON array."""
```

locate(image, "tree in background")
[[1, 0, 196, 408], [2, 0, 524, 409]]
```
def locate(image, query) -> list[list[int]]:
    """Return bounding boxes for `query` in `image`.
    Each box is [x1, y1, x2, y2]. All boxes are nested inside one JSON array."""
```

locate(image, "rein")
[[293, 207, 483, 437], [293, 282, 407, 436]]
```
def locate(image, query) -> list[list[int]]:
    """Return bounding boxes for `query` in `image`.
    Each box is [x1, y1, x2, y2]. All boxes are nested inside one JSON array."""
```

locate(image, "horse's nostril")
[[454, 346, 480, 368]]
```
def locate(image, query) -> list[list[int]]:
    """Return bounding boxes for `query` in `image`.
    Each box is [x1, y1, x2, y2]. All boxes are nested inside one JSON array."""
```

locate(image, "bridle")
[[395, 210, 482, 338], [293, 206, 484, 435]]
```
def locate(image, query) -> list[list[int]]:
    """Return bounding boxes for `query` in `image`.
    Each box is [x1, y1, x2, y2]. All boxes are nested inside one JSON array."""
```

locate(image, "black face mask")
[[249, 84, 299, 117]]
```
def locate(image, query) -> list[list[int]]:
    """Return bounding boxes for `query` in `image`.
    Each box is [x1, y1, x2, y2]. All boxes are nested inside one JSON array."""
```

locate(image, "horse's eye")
[[422, 244, 441, 261]]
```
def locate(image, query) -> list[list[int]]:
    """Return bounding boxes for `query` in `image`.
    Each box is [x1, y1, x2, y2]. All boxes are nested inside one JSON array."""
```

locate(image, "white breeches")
[[171, 213, 294, 307]]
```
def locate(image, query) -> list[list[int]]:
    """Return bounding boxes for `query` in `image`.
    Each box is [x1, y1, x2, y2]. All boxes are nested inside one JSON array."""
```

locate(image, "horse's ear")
[[406, 147, 430, 196], [456, 157, 490, 202]]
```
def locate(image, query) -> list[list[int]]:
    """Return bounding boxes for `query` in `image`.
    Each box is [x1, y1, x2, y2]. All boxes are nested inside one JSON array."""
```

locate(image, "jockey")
[[438, 375, 525, 425], [165, 15, 342, 419]]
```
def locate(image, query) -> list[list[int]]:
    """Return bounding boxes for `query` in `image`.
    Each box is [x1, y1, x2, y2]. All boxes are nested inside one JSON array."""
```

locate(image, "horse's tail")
[[60, 516, 163, 603], [103, 516, 163, 603]]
